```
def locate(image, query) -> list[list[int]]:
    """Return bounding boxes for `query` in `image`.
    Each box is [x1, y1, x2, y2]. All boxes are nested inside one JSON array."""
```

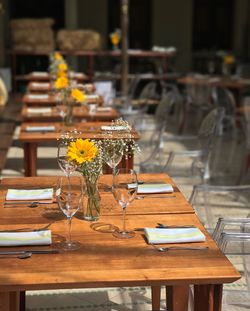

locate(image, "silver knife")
[[0, 250, 60, 255]]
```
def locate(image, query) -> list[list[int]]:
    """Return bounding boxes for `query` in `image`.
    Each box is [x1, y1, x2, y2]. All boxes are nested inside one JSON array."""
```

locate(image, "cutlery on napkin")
[[101, 125, 129, 131], [0, 230, 52, 246], [129, 183, 174, 194], [26, 94, 49, 100], [25, 125, 55, 132], [27, 107, 52, 115], [144, 227, 205, 244]]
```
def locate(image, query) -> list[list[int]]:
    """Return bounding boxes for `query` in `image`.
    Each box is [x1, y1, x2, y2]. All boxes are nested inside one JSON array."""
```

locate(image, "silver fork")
[[151, 244, 209, 252], [136, 195, 176, 200]]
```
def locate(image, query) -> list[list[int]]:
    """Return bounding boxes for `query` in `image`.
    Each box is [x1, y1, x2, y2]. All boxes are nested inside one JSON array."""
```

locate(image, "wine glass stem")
[[122, 207, 127, 233], [67, 216, 72, 245]]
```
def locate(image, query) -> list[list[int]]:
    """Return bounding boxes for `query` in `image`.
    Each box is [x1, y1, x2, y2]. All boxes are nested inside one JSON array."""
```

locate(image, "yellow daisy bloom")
[[55, 76, 69, 89], [71, 88, 86, 103], [110, 33, 120, 45], [54, 52, 63, 61], [224, 55, 234, 65], [67, 139, 98, 164], [57, 70, 67, 78], [58, 62, 68, 72]]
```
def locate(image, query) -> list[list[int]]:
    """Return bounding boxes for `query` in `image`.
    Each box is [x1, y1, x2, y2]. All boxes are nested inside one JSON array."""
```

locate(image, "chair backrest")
[[139, 81, 158, 99], [155, 86, 185, 132], [198, 107, 225, 151], [212, 87, 235, 117]]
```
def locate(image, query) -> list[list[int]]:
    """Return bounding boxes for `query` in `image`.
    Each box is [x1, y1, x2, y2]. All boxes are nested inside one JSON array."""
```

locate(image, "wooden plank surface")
[[0, 174, 194, 216]]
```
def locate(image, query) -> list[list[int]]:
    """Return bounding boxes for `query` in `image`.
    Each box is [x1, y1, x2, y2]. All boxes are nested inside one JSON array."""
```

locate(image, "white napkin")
[[144, 228, 205, 244], [31, 72, 48, 77], [137, 183, 173, 194], [31, 82, 50, 88], [26, 94, 49, 100], [27, 107, 52, 115], [25, 125, 55, 132], [6, 188, 53, 201], [86, 95, 99, 100], [0, 230, 51, 246], [96, 107, 112, 112], [101, 125, 128, 131]]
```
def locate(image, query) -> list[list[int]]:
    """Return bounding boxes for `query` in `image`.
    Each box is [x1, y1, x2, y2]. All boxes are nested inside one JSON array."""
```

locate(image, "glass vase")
[[64, 103, 74, 126], [83, 176, 101, 221]]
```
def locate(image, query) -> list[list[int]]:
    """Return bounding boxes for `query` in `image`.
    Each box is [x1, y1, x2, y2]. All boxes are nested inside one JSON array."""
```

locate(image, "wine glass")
[[57, 140, 77, 179], [105, 149, 123, 172], [112, 168, 138, 239], [56, 176, 83, 251]]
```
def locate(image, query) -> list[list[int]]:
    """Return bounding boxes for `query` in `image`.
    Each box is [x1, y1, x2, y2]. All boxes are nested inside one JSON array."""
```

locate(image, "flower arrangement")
[[223, 55, 235, 65], [54, 75, 86, 125], [110, 29, 121, 50], [58, 118, 139, 220]]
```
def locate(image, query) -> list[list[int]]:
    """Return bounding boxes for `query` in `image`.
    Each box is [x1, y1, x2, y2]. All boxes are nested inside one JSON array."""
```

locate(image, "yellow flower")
[[224, 55, 234, 65], [58, 62, 68, 72], [110, 33, 120, 46], [57, 70, 67, 78], [71, 88, 86, 103], [55, 76, 69, 89], [67, 139, 98, 164], [54, 52, 63, 61]]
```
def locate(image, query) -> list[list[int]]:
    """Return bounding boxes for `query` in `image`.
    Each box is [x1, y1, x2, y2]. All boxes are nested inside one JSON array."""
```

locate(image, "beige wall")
[[77, 0, 108, 49], [152, 0, 193, 72]]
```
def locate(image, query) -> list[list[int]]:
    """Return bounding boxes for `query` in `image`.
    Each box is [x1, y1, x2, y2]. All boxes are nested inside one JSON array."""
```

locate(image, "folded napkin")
[[144, 228, 205, 244], [101, 125, 128, 131], [86, 95, 99, 100], [27, 107, 52, 115], [0, 230, 51, 246], [26, 94, 49, 100], [31, 82, 50, 88], [96, 107, 112, 112], [25, 125, 55, 132], [31, 71, 48, 77], [6, 188, 53, 201], [137, 183, 174, 194]]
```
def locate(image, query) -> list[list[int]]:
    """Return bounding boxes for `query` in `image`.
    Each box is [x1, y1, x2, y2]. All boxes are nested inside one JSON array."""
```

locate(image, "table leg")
[[0, 291, 20, 311], [166, 285, 189, 311], [151, 286, 161, 310], [193, 284, 222, 311], [23, 143, 37, 177]]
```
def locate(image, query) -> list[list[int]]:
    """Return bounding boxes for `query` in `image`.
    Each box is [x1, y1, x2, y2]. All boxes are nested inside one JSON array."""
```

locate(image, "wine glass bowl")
[[112, 168, 138, 239], [105, 150, 123, 170], [56, 176, 83, 251], [57, 141, 77, 177]]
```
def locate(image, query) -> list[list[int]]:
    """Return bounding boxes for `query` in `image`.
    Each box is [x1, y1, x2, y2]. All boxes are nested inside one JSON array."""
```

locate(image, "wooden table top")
[[21, 105, 120, 122], [27, 81, 96, 93], [18, 121, 140, 143], [22, 93, 103, 106], [0, 174, 194, 216], [0, 175, 240, 291], [27, 71, 89, 82], [177, 75, 250, 90]]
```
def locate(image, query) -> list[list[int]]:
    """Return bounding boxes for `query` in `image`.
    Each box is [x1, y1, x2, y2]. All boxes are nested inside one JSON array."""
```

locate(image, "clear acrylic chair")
[[141, 107, 224, 180], [214, 217, 250, 308], [137, 85, 185, 171]]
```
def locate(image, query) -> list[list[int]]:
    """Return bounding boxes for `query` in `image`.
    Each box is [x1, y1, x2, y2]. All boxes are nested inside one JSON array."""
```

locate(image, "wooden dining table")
[[21, 105, 120, 122], [0, 174, 240, 311], [21, 93, 103, 106], [177, 74, 250, 106], [26, 81, 96, 94], [18, 121, 140, 177]]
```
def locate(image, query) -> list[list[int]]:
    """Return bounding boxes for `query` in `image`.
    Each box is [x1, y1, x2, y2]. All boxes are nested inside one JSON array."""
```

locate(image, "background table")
[[18, 122, 140, 176]]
